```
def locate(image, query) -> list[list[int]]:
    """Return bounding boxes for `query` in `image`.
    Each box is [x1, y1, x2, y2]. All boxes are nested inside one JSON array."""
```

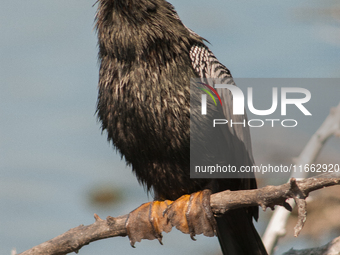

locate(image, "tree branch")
[[17, 215, 128, 255], [262, 102, 340, 254], [17, 172, 340, 255], [282, 236, 340, 255]]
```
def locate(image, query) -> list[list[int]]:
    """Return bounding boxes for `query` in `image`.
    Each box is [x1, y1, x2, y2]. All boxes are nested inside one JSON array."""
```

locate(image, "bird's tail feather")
[[216, 208, 268, 255]]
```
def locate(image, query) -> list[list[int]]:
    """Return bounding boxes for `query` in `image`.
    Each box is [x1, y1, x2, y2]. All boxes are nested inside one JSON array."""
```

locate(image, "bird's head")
[[95, 0, 199, 60]]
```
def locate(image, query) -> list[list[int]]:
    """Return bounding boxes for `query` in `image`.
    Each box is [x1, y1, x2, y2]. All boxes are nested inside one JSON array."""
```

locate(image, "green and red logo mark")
[[198, 82, 222, 107]]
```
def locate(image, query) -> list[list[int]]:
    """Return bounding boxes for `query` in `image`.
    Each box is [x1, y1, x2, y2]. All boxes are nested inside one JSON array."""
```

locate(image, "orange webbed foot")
[[126, 200, 173, 247], [164, 189, 217, 240]]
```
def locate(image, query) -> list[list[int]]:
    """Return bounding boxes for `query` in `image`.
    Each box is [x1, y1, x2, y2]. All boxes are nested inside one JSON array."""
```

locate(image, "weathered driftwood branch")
[[17, 172, 340, 255], [282, 236, 340, 255], [262, 102, 340, 254]]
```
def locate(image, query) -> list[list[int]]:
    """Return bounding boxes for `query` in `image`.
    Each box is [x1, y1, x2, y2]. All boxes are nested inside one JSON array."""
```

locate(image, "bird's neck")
[[96, 0, 198, 61]]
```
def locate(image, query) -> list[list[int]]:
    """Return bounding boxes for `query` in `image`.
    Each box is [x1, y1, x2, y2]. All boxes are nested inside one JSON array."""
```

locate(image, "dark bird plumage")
[[95, 0, 268, 254]]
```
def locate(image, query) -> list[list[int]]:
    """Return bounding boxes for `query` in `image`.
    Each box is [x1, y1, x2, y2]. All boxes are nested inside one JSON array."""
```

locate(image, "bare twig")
[[17, 215, 128, 255], [262, 103, 340, 254], [18, 172, 340, 255], [282, 236, 340, 255]]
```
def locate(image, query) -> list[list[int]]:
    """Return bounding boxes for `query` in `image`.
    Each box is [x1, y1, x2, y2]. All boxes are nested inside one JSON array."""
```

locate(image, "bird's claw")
[[126, 190, 216, 246], [126, 200, 173, 247], [164, 189, 217, 240]]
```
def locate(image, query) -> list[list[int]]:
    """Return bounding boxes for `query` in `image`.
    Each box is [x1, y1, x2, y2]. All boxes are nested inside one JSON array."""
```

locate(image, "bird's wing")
[[189, 44, 255, 168], [189, 44, 268, 255]]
